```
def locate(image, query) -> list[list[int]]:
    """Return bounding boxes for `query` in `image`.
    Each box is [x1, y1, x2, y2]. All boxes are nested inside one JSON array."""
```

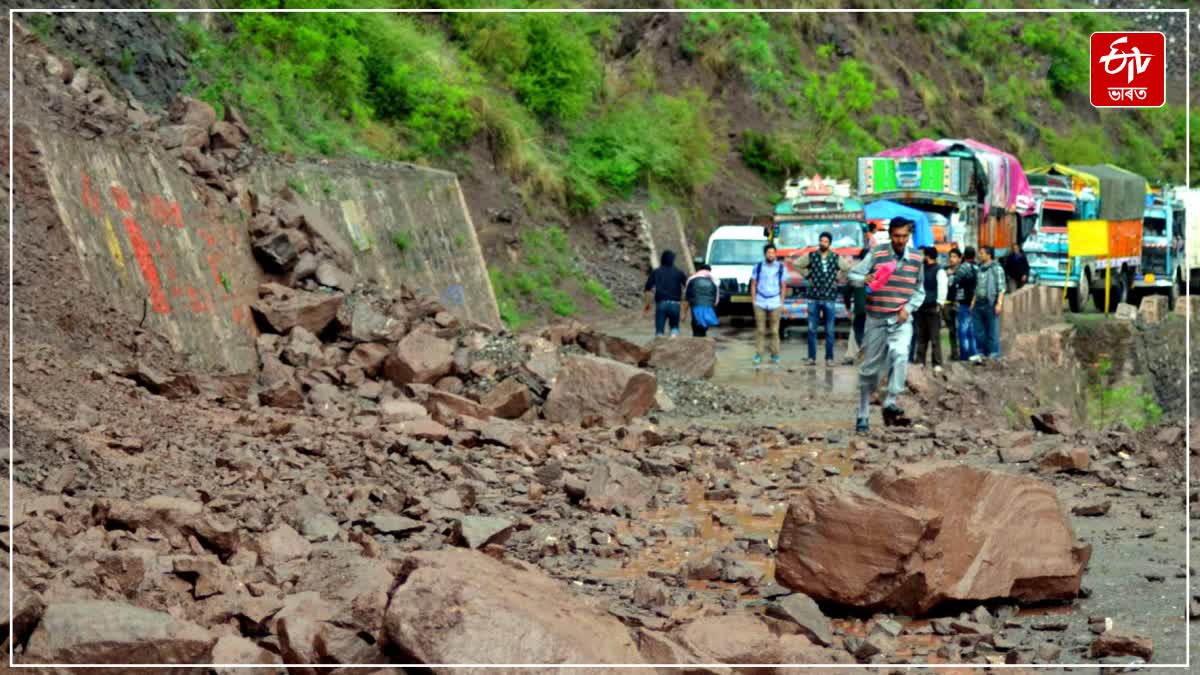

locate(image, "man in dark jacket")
[[1003, 242, 1030, 291], [643, 249, 688, 337]]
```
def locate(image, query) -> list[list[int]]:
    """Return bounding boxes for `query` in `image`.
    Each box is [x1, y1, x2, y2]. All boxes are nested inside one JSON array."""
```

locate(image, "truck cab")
[[856, 155, 981, 255], [700, 224, 768, 316], [1024, 164, 1146, 313], [1132, 187, 1186, 309], [770, 175, 865, 322]]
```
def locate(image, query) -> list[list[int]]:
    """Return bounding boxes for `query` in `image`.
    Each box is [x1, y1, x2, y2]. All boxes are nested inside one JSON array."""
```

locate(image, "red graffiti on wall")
[[147, 195, 185, 229], [81, 173, 102, 215], [110, 185, 133, 213], [122, 214, 171, 315]]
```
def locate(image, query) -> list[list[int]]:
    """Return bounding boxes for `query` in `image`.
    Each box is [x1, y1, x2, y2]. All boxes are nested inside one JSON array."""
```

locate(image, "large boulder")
[[24, 601, 213, 664], [647, 337, 717, 379], [481, 377, 533, 419], [384, 549, 643, 671], [578, 332, 651, 366], [383, 328, 455, 385], [251, 283, 344, 335], [1138, 294, 1168, 324], [776, 463, 1091, 614], [543, 355, 657, 424]]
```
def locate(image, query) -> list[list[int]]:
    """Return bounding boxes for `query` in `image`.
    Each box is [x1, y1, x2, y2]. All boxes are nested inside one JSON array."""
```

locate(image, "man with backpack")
[[793, 231, 850, 367], [750, 243, 787, 365], [848, 217, 925, 433], [951, 247, 979, 361]]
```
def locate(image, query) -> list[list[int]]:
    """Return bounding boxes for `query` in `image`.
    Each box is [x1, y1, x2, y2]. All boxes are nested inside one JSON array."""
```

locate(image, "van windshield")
[[708, 239, 766, 265]]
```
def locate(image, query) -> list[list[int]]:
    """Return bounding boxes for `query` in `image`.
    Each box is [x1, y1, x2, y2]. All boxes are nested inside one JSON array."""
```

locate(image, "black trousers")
[[691, 319, 708, 337], [914, 305, 943, 367], [942, 303, 958, 361]]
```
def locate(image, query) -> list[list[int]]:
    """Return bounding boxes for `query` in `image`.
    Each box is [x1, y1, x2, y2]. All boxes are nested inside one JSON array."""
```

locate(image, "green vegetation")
[[1086, 358, 1163, 432], [391, 230, 413, 253], [285, 177, 306, 195], [173, 3, 1195, 325], [489, 226, 613, 327]]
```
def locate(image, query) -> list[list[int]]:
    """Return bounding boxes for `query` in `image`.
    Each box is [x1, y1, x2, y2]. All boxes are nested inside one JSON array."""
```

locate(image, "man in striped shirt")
[[848, 217, 925, 433]]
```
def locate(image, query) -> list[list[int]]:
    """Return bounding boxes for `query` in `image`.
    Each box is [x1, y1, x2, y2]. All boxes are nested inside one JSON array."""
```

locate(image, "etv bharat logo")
[[1090, 32, 1165, 108]]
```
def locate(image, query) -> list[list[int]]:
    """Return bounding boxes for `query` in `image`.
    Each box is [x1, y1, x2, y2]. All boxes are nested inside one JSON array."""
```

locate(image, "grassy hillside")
[[161, 3, 1200, 324]]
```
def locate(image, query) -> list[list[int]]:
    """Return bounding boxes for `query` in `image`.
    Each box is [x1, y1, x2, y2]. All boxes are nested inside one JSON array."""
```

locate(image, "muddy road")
[[606, 313, 1190, 666]]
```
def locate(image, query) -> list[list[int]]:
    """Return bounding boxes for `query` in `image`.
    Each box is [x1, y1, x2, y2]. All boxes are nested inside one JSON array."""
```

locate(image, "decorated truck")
[[857, 138, 1036, 257], [769, 175, 865, 322], [1131, 185, 1187, 310], [1024, 163, 1147, 312]]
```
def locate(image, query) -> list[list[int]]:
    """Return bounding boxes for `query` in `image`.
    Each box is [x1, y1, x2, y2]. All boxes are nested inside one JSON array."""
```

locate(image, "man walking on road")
[[750, 244, 786, 365], [971, 245, 1006, 361], [643, 249, 688, 338], [943, 248, 962, 361], [849, 217, 925, 433], [914, 246, 948, 372], [794, 231, 850, 367]]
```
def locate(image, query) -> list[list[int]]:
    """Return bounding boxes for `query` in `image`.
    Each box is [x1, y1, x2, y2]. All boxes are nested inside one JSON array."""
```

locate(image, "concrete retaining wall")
[[33, 126, 262, 373], [1001, 284, 1063, 355], [31, 128, 500, 374], [249, 158, 500, 329]]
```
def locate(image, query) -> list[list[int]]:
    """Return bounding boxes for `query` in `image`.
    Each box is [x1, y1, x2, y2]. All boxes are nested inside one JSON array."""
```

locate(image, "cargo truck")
[[1130, 186, 1186, 310], [769, 175, 865, 323], [1024, 163, 1146, 312]]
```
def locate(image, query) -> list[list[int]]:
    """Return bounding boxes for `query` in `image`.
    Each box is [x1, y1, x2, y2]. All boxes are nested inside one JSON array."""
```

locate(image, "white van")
[[700, 225, 768, 315]]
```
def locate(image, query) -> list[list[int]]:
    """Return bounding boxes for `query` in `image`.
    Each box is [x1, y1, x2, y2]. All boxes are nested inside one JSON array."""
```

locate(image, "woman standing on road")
[[683, 264, 720, 337]]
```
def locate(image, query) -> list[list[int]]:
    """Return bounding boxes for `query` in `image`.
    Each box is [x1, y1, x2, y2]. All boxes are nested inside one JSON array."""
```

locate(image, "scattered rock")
[[1091, 631, 1153, 660], [384, 550, 644, 667], [647, 337, 717, 379], [776, 463, 1091, 614], [544, 355, 657, 424], [25, 601, 213, 664]]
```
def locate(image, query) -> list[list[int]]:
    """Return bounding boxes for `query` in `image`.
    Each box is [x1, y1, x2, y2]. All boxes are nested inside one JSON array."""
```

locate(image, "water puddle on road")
[[600, 441, 857, 587]]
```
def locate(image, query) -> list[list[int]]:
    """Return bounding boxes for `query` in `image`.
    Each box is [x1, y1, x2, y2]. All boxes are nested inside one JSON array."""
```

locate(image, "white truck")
[[697, 224, 769, 317]]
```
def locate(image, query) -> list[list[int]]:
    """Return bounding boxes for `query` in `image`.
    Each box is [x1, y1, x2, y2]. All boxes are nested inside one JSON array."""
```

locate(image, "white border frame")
[[6, 5, 1191, 670]]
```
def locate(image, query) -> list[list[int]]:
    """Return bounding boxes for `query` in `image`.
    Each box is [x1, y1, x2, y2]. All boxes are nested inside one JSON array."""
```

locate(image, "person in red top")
[[847, 217, 925, 433]]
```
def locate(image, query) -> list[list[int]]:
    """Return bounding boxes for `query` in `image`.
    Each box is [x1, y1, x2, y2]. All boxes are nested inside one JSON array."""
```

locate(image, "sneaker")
[[933, 365, 944, 375], [770, 355, 782, 365], [805, 358, 816, 366], [969, 355, 983, 363], [825, 359, 834, 369], [882, 403, 906, 426], [855, 417, 870, 434], [752, 354, 763, 366]]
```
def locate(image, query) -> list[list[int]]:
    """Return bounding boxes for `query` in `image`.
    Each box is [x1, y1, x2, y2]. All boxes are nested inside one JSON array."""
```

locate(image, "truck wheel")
[[1068, 272, 1089, 313], [1092, 274, 1125, 312]]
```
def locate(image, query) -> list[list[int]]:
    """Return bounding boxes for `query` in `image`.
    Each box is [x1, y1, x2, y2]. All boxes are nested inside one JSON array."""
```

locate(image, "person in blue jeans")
[[970, 245, 1006, 360], [793, 232, 850, 367], [950, 247, 979, 361], [643, 249, 688, 337]]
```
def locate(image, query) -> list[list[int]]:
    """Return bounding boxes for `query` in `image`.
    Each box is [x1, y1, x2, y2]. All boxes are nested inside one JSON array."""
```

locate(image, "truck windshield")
[[1040, 207, 1073, 231], [708, 239, 766, 265], [1143, 216, 1167, 236], [777, 221, 863, 249]]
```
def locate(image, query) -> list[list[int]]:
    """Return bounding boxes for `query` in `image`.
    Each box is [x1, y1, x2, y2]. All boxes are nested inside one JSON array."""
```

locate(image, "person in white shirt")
[[913, 246, 949, 372]]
